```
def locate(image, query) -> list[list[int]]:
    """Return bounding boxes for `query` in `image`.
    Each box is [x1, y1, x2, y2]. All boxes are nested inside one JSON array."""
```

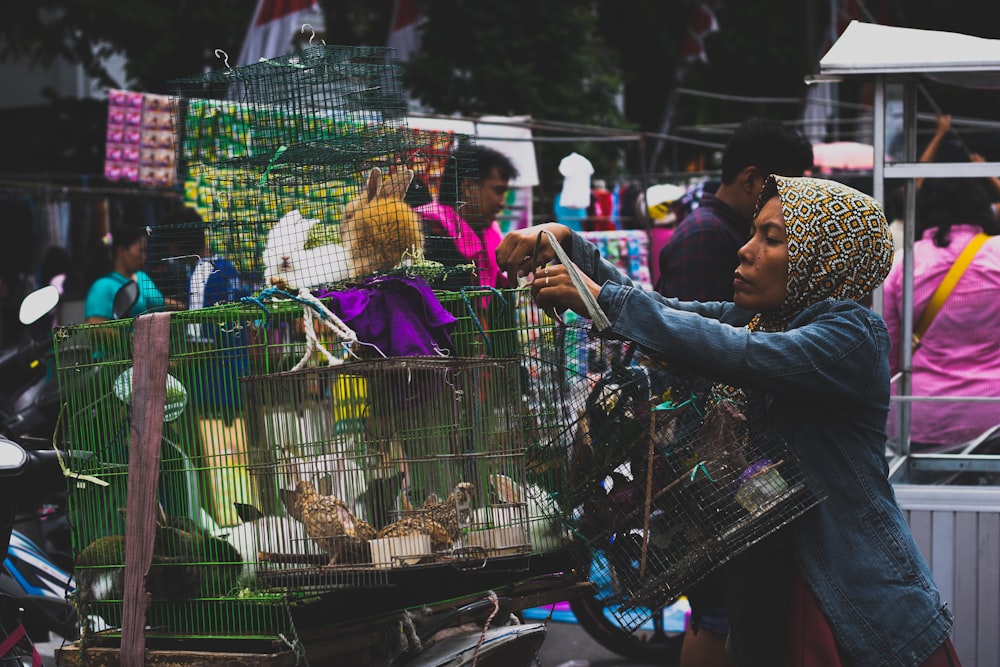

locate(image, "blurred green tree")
[[3, 0, 1000, 175], [0, 1, 251, 93], [399, 0, 630, 188], [0, 1, 252, 172]]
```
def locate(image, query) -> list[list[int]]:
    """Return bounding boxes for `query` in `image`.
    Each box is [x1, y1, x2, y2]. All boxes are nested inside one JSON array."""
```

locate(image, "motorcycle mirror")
[[112, 280, 140, 320], [0, 437, 27, 471], [18, 285, 60, 326]]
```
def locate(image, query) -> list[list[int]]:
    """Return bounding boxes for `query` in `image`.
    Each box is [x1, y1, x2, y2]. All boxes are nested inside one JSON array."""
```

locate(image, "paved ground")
[[34, 634, 61, 666], [37, 618, 667, 666], [535, 620, 666, 667]]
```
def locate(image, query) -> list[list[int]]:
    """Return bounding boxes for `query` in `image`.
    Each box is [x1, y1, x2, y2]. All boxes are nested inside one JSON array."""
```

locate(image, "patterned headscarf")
[[709, 176, 894, 407], [751, 175, 894, 332]]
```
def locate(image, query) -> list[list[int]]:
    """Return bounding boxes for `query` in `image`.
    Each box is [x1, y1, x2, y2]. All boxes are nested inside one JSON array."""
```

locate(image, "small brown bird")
[[375, 482, 477, 554], [421, 481, 476, 540], [695, 400, 749, 481], [376, 516, 452, 553], [281, 480, 377, 565]]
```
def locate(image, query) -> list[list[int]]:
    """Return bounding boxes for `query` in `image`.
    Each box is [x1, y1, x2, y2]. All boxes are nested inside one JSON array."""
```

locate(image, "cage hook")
[[300, 23, 324, 46], [214, 48, 233, 73]]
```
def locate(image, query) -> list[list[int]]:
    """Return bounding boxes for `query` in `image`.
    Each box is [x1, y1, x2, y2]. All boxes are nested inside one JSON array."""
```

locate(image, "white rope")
[[291, 288, 358, 371], [400, 611, 422, 653]]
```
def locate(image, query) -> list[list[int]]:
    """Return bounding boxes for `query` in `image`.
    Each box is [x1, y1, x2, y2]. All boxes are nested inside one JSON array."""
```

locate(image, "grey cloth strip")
[[121, 312, 172, 667]]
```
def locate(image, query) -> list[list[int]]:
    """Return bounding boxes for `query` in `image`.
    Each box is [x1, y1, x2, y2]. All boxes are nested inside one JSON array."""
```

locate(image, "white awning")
[[819, 21, 1000, 89], [407, 113, 540, 188]]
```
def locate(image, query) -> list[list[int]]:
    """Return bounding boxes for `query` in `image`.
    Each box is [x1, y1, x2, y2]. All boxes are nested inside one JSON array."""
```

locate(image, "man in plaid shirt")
[[656, 117, 813, 301]]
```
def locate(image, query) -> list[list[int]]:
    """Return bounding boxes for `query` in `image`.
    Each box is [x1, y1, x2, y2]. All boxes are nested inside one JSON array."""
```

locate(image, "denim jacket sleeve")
[[569, 231, 738, 322], [568, 232, 887, 406]]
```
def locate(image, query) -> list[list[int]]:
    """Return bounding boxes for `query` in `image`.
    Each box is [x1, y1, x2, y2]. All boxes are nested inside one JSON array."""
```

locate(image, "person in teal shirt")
[[84, 224, 179, 322]]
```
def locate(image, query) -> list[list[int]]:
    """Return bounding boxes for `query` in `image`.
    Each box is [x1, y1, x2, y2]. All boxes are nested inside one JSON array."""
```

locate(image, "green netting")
[[53, 288, 572, 642], [54, 302, 309, 642]]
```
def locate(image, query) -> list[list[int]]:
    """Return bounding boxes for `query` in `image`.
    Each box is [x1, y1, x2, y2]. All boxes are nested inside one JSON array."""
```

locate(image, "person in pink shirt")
[[416, 144, 518, 291], [883, 176, 1000, 450]]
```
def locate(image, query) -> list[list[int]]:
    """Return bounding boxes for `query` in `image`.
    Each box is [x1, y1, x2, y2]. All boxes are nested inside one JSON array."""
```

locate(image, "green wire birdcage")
[[52, 286, 575, 644], [240, 356, 532, 588], [53, 301, 319, 643]]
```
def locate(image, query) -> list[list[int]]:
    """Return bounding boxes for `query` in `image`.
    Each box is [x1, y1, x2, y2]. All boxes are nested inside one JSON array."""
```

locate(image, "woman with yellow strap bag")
[[883, 176, 1000, 451]]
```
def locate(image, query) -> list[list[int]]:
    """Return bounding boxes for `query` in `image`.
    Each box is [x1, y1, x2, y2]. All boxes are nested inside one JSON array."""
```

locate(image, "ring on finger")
[[546, 276, 550, 285]]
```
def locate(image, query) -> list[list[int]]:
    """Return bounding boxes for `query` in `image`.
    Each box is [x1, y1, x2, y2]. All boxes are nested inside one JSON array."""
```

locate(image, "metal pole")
[[870, 77, 886, 315], [898, 80, 919, 456]]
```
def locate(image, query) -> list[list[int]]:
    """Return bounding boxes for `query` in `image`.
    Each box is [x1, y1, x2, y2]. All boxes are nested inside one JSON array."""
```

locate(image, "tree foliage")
[[400, 1, 629, 184], [0, 1, 251, 93], [404, 1, 624, 126], [318, 0, 395, 47], [3, 0, 1000, 175]]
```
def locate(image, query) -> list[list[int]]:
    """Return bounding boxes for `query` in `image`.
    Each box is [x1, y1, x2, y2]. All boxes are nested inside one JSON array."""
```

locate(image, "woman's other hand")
[[529, 261, 602, 319]]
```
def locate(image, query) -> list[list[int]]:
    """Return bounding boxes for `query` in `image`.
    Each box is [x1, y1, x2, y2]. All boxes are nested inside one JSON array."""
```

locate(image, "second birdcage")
[[517, 318, 825, 632]]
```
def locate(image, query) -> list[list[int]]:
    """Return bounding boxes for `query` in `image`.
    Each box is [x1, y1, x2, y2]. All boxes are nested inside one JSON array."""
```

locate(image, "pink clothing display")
[[883, 225, 1000, 447]]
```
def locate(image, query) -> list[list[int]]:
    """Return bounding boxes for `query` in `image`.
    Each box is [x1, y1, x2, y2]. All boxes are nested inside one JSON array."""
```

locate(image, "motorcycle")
[[0, 285, 63, 446], [0, 286, 87, 658], [1, 436, 77, 666]]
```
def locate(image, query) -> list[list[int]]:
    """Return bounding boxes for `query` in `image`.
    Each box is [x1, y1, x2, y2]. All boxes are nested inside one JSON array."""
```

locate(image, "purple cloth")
[[315, 275, 457, 357]]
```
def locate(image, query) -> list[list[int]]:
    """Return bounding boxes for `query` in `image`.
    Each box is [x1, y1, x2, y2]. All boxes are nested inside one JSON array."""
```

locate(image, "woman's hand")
[[530, 262, 603, 320], [934, 114, 951, 136], [495, 222, 572, 280]]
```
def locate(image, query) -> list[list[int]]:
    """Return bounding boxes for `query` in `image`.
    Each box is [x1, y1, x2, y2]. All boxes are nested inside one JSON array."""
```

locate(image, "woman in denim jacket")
[[497, 175, 958, 666]]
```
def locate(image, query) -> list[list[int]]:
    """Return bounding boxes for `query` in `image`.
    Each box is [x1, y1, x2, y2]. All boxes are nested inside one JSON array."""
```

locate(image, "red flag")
[[680, 1, 720, 64], [818, 0, 865, 53], [387, 0, 424, 63], [835, 0, 864, 36], [237, 0, 321, 66]]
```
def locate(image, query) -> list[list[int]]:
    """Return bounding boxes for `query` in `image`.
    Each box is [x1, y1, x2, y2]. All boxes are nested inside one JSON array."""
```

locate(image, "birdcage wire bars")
[[517, 319, 825, 632]]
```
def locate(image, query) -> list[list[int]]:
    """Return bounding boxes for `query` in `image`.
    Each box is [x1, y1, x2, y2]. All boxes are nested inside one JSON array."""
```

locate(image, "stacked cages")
[[57, 44, 572, 647], [53, 287, 573, 642], [518, 318, 825, 633], [151, 44, 485, 303]]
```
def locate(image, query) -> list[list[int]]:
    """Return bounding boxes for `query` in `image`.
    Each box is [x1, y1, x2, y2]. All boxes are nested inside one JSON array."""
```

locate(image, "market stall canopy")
[[407, 113, 540, 188], [812, 141, 874, 172], [819, 21, 1000, 89]]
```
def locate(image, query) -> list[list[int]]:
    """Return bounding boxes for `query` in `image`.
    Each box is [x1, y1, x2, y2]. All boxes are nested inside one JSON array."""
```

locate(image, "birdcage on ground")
[[517, 317, 825, 633], [159, 44, 483, 302]]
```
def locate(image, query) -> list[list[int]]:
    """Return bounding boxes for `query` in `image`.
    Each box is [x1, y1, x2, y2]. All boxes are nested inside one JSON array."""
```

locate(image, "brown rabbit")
[[340, 167, 424, 277]]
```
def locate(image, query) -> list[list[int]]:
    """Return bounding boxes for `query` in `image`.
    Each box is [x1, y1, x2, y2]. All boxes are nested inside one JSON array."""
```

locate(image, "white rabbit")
[[212, 509, 322, 587], [263, 209, 311, 288], [262, 209, 353, 290]]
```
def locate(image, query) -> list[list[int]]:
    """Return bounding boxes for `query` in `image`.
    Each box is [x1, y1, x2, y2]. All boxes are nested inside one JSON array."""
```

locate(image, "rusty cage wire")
[[517, 317, 825, 632]]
